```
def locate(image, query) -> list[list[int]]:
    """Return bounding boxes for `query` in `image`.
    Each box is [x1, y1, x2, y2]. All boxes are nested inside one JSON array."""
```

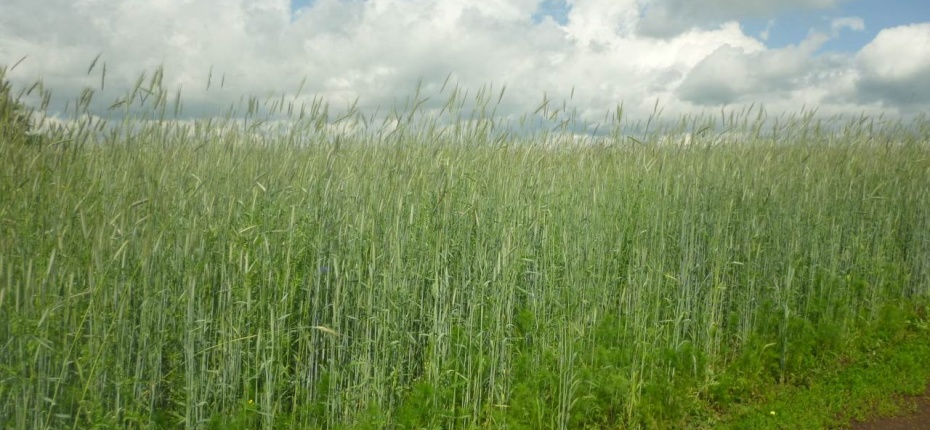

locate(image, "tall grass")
[[1, 67, 929, 429]]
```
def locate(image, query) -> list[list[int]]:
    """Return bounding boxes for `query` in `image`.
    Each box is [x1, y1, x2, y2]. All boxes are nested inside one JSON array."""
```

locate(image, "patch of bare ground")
[[847, 383, 930, 430]]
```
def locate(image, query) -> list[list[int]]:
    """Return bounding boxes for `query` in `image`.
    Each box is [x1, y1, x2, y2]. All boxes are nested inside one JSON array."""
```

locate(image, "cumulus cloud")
[[637, 0, 842, 39], [677, 31, 836, 105], [0, 0, 923, 125], [855, 23, 930, 106], [0, 0, 758, 121]]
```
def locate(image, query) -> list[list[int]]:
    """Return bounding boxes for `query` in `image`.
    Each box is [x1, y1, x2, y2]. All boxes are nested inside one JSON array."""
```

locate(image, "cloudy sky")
[[1, 0, 929, 124]]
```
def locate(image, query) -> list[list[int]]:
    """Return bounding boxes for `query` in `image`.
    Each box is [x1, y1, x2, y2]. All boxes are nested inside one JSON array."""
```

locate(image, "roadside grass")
[[1, 66, 929, 429], [715, 302, 930, 429]]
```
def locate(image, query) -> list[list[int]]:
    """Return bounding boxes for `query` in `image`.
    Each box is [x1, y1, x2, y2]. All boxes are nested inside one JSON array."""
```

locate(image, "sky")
[[1, 0, 929, 125]]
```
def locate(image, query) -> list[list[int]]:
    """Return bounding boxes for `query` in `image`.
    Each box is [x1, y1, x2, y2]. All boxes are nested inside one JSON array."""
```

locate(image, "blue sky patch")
[[532, 0, 571, 25], [742, 0, 930, 53], [292, 0, 315, 11]]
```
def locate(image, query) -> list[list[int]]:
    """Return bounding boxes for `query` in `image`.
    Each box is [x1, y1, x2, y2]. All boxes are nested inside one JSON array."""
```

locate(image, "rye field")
[[1, 67, 930, 429]]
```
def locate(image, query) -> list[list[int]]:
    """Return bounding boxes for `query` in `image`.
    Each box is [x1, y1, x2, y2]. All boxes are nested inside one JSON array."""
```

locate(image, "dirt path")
[[847, 385, 930, 430]]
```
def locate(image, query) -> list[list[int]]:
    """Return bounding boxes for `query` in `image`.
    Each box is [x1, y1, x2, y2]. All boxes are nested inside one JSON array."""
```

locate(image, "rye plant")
[[1, 66, 928, 429]]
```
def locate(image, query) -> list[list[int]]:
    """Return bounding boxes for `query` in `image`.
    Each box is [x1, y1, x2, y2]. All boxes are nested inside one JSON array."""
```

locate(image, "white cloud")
[[637, 0, 842, 38], [831, 16, 865, 34], [760, 20, 776, 41], [0, 0, 923, 126], [855, 23, 930, 106], [677, 32, 827, 105]]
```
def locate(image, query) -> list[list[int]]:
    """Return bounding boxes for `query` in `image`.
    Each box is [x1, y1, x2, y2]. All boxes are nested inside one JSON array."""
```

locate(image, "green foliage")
[[395, 379, 443, 429], [0, 68, 35, 144], [2, 67, 930, 429], [718, 301, 930, 429], [206, 398, 261, 430]]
